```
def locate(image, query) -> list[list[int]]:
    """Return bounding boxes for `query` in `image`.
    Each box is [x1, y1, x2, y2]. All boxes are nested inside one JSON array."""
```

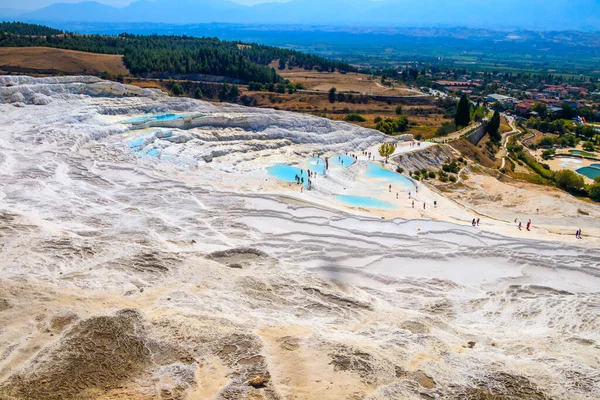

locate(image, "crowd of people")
[[292, 148, 586, 242]]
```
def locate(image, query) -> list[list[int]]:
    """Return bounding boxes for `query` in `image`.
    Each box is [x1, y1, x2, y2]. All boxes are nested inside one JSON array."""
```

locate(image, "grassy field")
[[450, 138, 497, 168], [0, 47, 129, 76], [279, 67, 418, 96], [500, 116, 512, 134]]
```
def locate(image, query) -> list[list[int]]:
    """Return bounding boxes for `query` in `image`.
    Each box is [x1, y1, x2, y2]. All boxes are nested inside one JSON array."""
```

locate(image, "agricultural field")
[[279, 67, 419, 96], [0, 47, 129, 76]]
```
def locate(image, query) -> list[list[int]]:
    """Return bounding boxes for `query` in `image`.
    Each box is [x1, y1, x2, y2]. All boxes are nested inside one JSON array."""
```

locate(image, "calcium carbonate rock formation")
[[0, 76, 598, 400]]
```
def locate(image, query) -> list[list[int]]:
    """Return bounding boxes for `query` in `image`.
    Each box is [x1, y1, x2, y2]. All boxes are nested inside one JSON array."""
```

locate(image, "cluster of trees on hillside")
[[248, 81, 303, 93], [374, 115, 409, 135], [124, 49, 280, 83], [326, 87, 370, 104], [0, 22, 61, 36], [0, 22, 356, 83]]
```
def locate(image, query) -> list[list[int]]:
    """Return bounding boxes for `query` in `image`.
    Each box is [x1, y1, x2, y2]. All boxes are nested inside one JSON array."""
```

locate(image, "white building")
[[486, 94, 516, 106]]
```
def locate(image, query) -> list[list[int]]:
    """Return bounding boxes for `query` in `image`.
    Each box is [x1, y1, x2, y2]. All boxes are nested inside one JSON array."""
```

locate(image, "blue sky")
[[3, 0, 287, 9]]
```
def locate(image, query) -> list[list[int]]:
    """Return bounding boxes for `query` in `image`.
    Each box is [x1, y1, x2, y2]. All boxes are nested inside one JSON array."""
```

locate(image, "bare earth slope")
[[0, 76, 598, 400], [0, 47, 129, 76]]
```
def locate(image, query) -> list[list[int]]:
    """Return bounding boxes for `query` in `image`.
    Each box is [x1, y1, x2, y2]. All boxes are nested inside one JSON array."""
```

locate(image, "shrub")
[[396, 167, 404, 173], [539, 137, 554, 147], [588, 184, 600, 201], [374, 116, 382, 123], [395, 105, 403, 115], [541, 149, 555, 160], [170, 82, 184, 96], [516, 151, 554, 180], [344, 113, 366, 122], [415, 133, 423, 141], [442, 162, 460, 174], [449, 175, 457, 183], [420, 168, 428, 175], [436, 121, 457, 137], [555, 170, 585, 192], [428, 171, 436, 179], [582, 141, 596, 152]]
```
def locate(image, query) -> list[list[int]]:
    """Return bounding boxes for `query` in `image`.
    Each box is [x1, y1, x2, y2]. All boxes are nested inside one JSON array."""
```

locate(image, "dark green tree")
[[328, 87, 337, 103], [194, 87, 203, 99], [486, 110, 502, 143], [170, 82, 184, 96], [455, 94, 471, 128], [230, 84, 239, 99]]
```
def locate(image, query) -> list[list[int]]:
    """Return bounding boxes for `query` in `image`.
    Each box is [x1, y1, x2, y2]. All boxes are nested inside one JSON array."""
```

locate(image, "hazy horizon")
[[2, 0, 289, 10], [2, 0, 600, 31]]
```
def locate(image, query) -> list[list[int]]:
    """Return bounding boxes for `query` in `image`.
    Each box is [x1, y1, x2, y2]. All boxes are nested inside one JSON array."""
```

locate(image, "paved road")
[[497, 116, 520, 170], [429, 122, 483, 143]]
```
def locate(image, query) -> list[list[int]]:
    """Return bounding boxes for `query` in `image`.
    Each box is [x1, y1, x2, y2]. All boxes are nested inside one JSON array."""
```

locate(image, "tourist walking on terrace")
[[526, 219, 531, 231], [472, 218, 476, 227], [412, 200, 414, 208], [434, 201, 437, 208], [476, 218, 480, 226], [389, 184, 392, 192], [396, 192, 398, 199], [518, 221, 522, 230]]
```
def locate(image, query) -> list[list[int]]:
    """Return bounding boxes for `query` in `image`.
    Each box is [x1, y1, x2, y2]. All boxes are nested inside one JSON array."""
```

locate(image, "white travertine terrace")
[[0, 76, 598, 400]]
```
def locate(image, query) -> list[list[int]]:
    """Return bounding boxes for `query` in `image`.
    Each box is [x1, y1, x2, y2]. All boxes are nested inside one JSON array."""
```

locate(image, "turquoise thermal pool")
[[335, 195, 398, 210]]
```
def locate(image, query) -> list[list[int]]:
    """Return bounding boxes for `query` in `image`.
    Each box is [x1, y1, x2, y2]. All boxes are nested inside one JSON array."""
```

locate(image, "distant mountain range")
[[2, 0, 600, 31]]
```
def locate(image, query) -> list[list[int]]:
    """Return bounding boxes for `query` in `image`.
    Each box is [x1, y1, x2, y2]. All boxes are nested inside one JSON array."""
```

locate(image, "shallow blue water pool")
[[146, 148, 160, 157], [267, 164, 309, 186], [123, 116, 152, 124], [365, 163, 414, 189], [155, 113, 186, 122], [330, 154, 356, 168], [336, 195, 398, 210], [123, 113, 186, 124], [128, 137, 145, 149], [308, 157, 326, 175]]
